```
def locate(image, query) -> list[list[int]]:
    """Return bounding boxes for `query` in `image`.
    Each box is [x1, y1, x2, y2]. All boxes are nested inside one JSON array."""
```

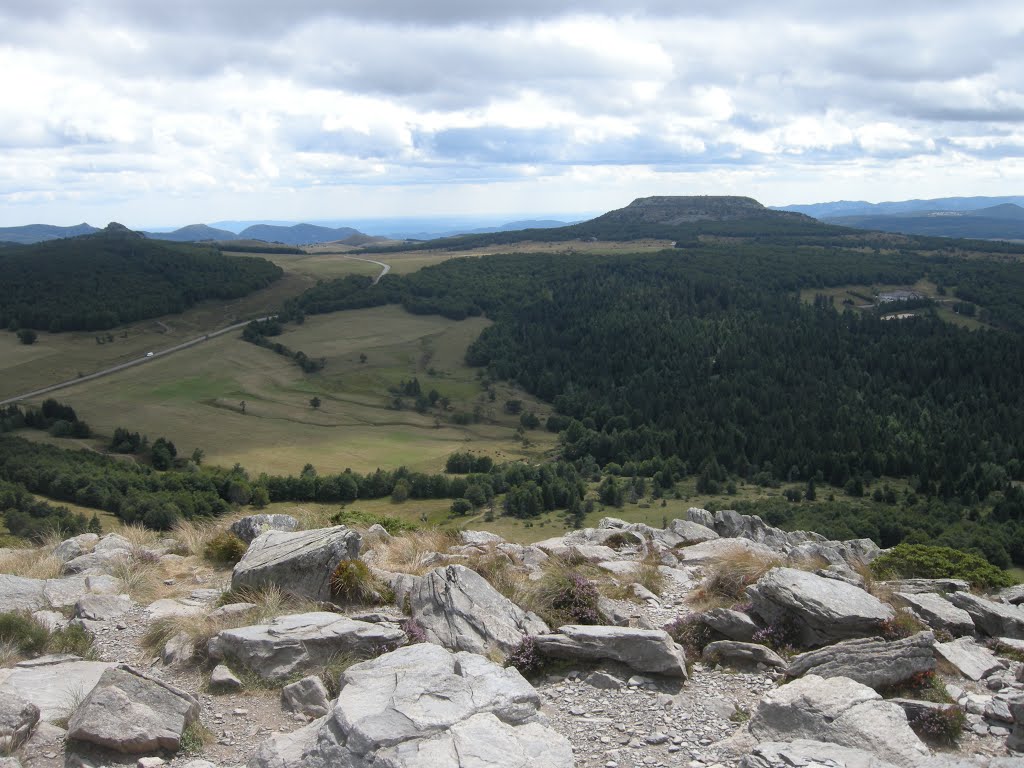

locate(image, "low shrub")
[[751, 617, 801, 654], [204, 531, 248, 565], [507, 636, 544, 675], [910, 706, 966, 745], [870, 543, 1013, 590], [0, 612, 50, 656], [330, 559, 382, 604], [878, 610, 927, 641], [603, 532, 642, 551], [663, 614, 714, 659], [331, 508, 418, 535], [402, 618, 428, 644], [525, 565, 601, 626]]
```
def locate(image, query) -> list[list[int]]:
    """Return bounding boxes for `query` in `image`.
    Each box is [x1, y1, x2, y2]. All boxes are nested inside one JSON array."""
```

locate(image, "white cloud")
[[0, 1, 1023, 225]]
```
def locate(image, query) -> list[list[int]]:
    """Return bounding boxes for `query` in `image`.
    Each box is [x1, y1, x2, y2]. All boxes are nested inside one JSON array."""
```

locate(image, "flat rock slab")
[[892, 592, 974, 636], [230, 526, 361, 602], [74, 593, 133, 621], [786, 632, 935, 690], [676, 538, 778, 566], [740, 739, 901, 768], [748, 674, 928, 766], [701, 608, 759, 641], [67, 664, 200, 753], [0, 691, 39, 752], [747, 567, 894, 647], [249, 643, 569, 768], [208, 611, 406, 682], [0, 656, 116, 722], [668, 518, 720, 544], [410, 564, 548, 656], [703, 640, 788, 671], [948, 592, 1024, 639], [533, 625, 688, 678], [934, 637, 1007, 681], [0, 574, 47, 611]]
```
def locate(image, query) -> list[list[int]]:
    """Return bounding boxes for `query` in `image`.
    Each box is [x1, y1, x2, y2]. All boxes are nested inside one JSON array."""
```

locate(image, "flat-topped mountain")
[[237, 223, 363, 245], [593, 195, 814, 226]]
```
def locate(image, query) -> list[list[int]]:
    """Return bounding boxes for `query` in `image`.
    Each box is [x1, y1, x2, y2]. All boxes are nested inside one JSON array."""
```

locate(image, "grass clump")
[[330, 559, 387, 605], [179, 722, 214, 754], [870, 543, 1013, 590], [0, 547, 64, 580], [688, 550, 781, 610], [370, 529, 459, 575], [877, 610, 928, 641], [663, 614, 714, 660], [520, 559, 601, 627], [603, 531, 643, 551], [203, 530, 249, 566], [0, 612, 96, 666]]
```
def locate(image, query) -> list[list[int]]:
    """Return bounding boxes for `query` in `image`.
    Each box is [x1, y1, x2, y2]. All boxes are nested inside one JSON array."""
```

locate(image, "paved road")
[[0, 315, 273, 407]]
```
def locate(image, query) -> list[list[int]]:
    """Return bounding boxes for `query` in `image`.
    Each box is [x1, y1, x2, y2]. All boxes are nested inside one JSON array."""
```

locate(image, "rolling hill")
[[777, 195, 1024, 219], [145, 224, 241, 242], [824, 203, 1024, 240], [0, 223, 100, 245], [237, 223, 364, 245]]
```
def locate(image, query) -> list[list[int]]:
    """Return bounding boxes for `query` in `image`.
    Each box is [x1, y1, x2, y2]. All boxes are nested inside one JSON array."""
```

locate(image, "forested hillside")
[[0, 223, 283, 332]]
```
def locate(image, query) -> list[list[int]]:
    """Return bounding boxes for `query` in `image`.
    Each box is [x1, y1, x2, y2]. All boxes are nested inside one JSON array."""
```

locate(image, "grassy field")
[[13, 306, 556, 477]]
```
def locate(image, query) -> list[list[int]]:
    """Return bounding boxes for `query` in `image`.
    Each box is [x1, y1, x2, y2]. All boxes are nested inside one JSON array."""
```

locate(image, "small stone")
[[210, 665, 243, 692], [137, 758, 165, 768]]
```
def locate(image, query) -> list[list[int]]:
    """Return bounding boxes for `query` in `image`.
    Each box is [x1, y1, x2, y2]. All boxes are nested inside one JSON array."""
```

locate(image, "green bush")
[[47, 624, 95, 657], [870, 543, 1014, 589], [330, 508, 418, 534], [0, 611, 50, 655], [203, 531, 249, 565]]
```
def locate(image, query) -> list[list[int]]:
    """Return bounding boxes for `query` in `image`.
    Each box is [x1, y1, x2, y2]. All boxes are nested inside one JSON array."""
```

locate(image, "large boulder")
[[230, 514, 299, 544], [0, 655, 116, 722], [747, 674, 928, 766], [740, 740, 901, 768], [933, 637, 1007, 681], [0, 574, 47, 611], [948, 592, 1024, 639], [746, 567, 894, 647], [53, 533, 99, 563], [66, 664, 200, 753], [668, 518, 720, 544], [0, 692, 39, 752], [410, 565, 548, 656], [785, 632, 935, 689], [701, 608, 759, 641], [891, 592, 974, 636], [230, 526, 361, 602], [73, 593, 133, 622], [533, 625, 688, 678], [677, 538, 779, 566], [248, 643, 571, 768], [208, 611, 405, 682]]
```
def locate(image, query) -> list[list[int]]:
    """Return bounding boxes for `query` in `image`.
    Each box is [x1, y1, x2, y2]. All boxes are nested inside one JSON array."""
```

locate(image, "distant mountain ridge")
[[777, 195, 1024, 219], [0, 223, 100, 244], [823, 203, 1024, 240], [145, 224, 240, 242]]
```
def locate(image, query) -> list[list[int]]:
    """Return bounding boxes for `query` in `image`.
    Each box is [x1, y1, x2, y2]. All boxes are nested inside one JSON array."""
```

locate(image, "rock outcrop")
[[740, 739, 901, 768], [66, 664, 200, 753], [230, 514, 299, 544], [746, 567, 894, 647], [533, 625, 688, 678], [248, 643, 571, 768], [747, 674, 929, 766], [410, 564, 548, 656], [230, 526, 361, 602], [785, 632, 936, 689], [0, 693, 39, 752], [208, 612, 406, 682], [892, 591, 975, 636], [948, 592, 1024, 639]]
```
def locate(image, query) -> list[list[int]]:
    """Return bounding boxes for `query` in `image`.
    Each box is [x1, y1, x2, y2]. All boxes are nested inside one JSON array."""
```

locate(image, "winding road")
[[0, 256, 392, 408]]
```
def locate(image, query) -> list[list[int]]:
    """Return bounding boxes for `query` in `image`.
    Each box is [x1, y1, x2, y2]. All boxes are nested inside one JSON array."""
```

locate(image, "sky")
[[1, 1, 1023, 228]]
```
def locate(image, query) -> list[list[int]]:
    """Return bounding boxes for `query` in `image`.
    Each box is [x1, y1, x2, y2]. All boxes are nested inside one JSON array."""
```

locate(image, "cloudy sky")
[[1, 1, 1023, 228]]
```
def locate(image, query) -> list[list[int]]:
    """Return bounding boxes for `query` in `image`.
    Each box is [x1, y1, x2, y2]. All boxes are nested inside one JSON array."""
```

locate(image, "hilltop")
[[0, 223, 100, 244], [0, 223, 283, 332], [592, 195, 813, 225]]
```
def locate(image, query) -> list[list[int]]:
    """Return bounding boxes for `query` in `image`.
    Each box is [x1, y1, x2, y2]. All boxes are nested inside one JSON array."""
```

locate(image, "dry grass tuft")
[[632, 557, 668, 596], [0, 639, 22, 668], [371, 529, 460, 575], [171, 518, 223, 558], [516, 556, 609, 627], [119, 523, 166, 551], [462, 546, 530, 603], [688, 550, 782, 611], [107, 557, 166, 603], [0, 547, 64, 580]]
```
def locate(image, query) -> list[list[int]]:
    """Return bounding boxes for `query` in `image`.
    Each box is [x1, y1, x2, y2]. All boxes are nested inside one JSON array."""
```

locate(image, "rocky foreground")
[[2, 509, 1024, 767]]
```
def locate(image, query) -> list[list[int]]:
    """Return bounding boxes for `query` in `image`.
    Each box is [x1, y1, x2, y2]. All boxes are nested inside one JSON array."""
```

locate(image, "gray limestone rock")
[[66, 664, 200, 753], [0, 574, 47, 611], [668, 518, 720, 544], [247, 643, 568, 768], [73, 593, 133, 621], [786, 632, 936, 690], [892, 592, 975, 636], [948, 592, 1024, 639], [746, 567, 894, 647], [0, 692, 39, 752], [934, 637, 1007, 681], [0, 655, 116, 722], [701, 608, 759, 641], [533, 625, 688, 678], [230, 526, 361, 603], [703, 640, 788, 670], [230, 514, 299, 544], [747, 674, 929, 766], [161, 632, 195, 667], [410, 564, 548, 656], [740, 739, 902, 768], [53, 534, 99, 563], [281, 676, 331, 719], [209, 665, 243, 692], [880, 578, 969, 594], [208, 611, 405, 683]]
